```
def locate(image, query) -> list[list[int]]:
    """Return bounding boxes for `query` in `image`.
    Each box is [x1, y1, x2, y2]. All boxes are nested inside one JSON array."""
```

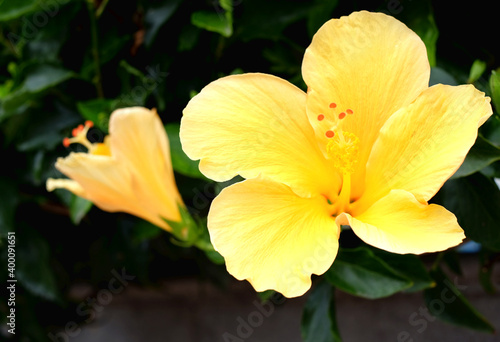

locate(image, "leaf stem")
[[431, 251, 445, 271], [86, 0, 104, 98], [96, 0, 110, 19]]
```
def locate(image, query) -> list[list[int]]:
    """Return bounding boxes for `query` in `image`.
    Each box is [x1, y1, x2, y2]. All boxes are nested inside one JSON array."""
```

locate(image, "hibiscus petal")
[[181, 73, 339, 198], [337, 190, 465, 254], [46, 178, 85, 197], [358, 84, 492, 211], [109, 107, 182, 219], [208, 177, 339, 298], [53, 153, 134, 210], [53, 153, 172, 230], [302, 11, 430, 196]]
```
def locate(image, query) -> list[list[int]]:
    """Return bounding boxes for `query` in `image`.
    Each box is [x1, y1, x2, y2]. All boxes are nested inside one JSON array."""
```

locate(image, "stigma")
[[316, 101, 359, 175]]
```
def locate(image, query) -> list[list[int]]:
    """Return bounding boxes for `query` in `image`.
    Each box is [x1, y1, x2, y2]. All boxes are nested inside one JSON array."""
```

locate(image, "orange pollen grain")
[[326, 130, 335, 138], [346, 109, 353, 115], [329, 103, 337, 109], [85, 120, 94, 128], [317, 114, 325, 121], [339, 112, 346, 120], [72, 124, 84, 137], [63, 137, 71, 147]]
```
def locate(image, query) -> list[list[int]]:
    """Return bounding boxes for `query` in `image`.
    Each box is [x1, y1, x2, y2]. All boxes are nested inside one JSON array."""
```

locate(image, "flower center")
[[63, 121, 111, 156], [326, 131, 359, 175], [316, 102, 360, 174], [316, 101, 360, 215]]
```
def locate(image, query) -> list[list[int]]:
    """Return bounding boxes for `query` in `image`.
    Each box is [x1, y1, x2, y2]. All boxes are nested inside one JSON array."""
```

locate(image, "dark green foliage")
[[0, 1, 499, 341]]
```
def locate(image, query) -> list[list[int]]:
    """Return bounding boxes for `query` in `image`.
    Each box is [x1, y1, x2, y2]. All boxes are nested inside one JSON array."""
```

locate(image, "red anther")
[[85, 120, 94, 128], [317, 114, 325, 121], [339, 112, 346, 120], [346, 109, 353, 115], [325, 130, 335, 138], [63, 137, 71, 147], [329, 103, 337, 109], [72, 124, 84, 137]]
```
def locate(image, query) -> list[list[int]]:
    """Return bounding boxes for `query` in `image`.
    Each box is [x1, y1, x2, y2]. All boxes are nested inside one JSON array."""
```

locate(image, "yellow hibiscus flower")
[[47, 107, 185, 232], [180, 11, 493, 297]]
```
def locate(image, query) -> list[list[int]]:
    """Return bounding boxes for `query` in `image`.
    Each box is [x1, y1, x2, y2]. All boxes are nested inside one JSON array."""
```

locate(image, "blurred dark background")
[[0, 0, 499, 341]]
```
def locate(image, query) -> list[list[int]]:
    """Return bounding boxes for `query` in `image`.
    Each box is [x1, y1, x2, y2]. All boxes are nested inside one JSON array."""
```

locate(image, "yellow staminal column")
[[326, 130, 360, 214], [315, 102, 359, 215]]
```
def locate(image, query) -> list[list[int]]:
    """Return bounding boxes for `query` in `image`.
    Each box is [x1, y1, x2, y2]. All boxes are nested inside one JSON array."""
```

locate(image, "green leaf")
[[478, 249, 498, 294], [191, 10, 232, 38], [424, 267, 494, 333], [129, 220, 163, 245], [0, 0, 40, 21], [22, 64, 73, 93], [262, 44, 301, 76], [69, 195, 92, 225], [237, 0, 311, 41], [16, 103, 80, 152], [430, 67, 458, 86], [0, 64, 73, 121], [80, 29, 130, 81], [372, 249, 434, 292], [468, 60, 487, 84], [22, 0, 81, 62], [178, 24, 201, 51], [325, 247, 412, 299], [144, 0, 182, 47], [394, 0, 438, 66], [437, 173, 500, 251], [441, 250, 462, 276], [451, 135, 500, 179], [489, 70, 500, 113], [0, 177, 19, 236], [301, 280, 341, 342], [76, 98, 115, 132], [306, 0, 338, 38], [17, 228, 62, 303], [165, 123, 206, 179]]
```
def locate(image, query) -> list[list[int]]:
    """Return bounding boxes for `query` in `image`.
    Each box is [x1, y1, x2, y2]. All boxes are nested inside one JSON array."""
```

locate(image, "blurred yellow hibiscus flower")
[[47, 107, 185, 232], [180, 11, 492, 298]]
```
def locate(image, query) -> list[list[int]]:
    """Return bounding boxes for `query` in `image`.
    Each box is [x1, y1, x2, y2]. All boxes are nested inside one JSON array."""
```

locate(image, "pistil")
[[62, 121, 111, 156]]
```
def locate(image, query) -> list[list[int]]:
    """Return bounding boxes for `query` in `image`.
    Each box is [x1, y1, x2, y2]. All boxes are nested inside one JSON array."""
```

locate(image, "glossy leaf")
[[424, 267, 494, 333], [437, 173, 500, 251], [468, 60, 487, 84], [165, 123, 206, 179], [69, 195, 92, 225], [302, 280, 341, 342], [451, 135, 500, 179], [325, 247, 412, 299], [306, 0, 339, 38], [237, 0, 311, 41], [17, 228, 62, 303], [394, 0, 438, 66], [0, 0, 40, 21], [144, 0, 182, 47], [430, 66, 458, 86], [489, 70, 500, 113], [0, 65, 73, 121], [191, 6, 232, 38], [77, 98, 115, 132], [372, 249, 434, 292]]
